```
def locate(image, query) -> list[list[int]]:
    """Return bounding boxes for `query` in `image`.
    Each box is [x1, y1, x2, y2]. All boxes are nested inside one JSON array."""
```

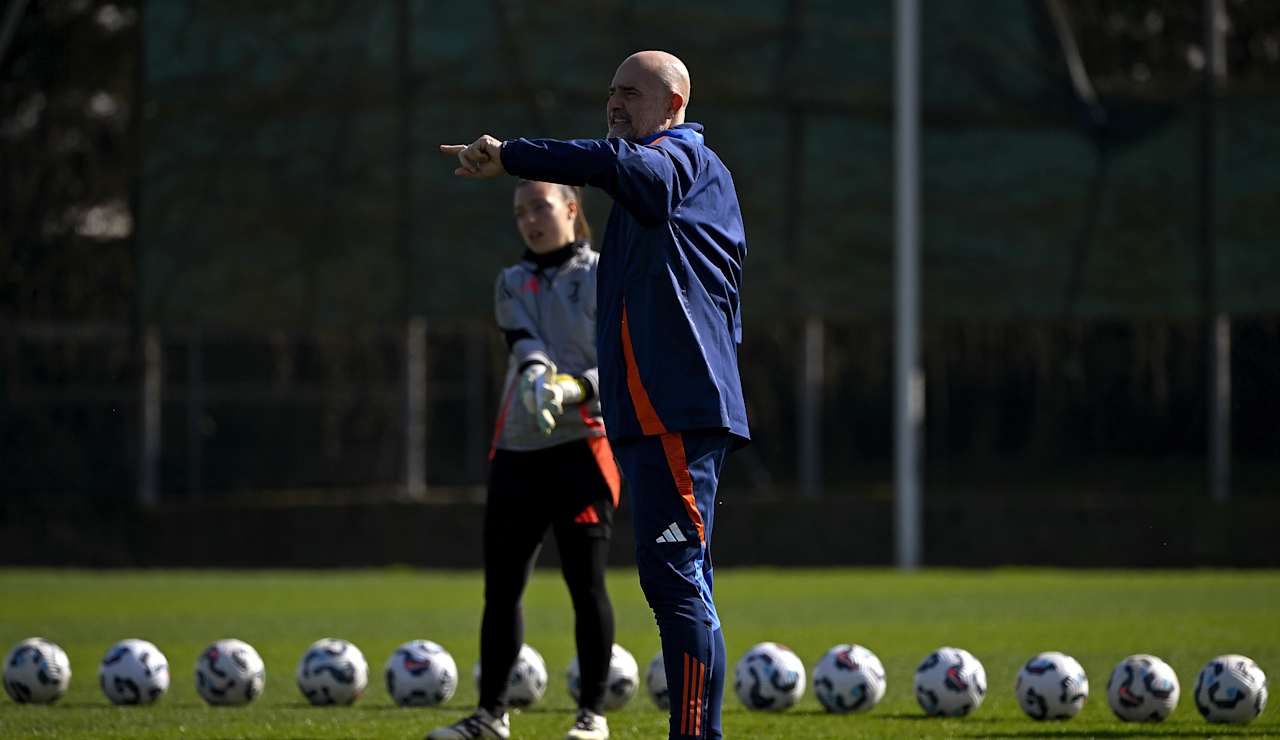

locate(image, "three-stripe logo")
[[656, 522, 687, 543], [681, 652, 706, 736]]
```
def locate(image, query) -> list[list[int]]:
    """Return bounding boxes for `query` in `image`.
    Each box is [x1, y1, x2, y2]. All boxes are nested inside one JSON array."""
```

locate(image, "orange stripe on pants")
[[679, 654, 705, 737], [681, 653, 691, 735], [660, 433, 705, 543], [694, 659, 705, 736]]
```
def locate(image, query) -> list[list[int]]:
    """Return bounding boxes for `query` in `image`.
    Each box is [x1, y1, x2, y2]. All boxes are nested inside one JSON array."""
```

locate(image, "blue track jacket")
[[500, 123, 749, 446]]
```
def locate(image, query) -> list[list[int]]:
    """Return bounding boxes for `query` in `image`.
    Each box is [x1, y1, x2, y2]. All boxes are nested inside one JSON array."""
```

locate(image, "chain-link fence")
[[6, 315, 1279, 502]]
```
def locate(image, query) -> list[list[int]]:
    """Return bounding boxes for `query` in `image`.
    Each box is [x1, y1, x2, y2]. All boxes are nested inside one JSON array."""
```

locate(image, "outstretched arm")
[[503, 137, 699, 225], [440, 134, 700, 224]]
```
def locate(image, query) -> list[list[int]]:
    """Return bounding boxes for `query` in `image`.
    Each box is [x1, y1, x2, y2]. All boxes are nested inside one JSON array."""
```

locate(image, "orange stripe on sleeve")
[[660, 433, 705, 543], [621, 304, 668, 436]]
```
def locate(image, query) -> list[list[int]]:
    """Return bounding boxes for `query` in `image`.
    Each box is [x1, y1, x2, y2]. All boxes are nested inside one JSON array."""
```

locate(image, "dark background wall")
[[3, 494, 1276, 568]]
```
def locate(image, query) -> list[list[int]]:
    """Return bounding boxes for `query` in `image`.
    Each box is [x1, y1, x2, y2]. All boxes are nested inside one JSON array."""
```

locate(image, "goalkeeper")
[[429, 180, 619, 740]]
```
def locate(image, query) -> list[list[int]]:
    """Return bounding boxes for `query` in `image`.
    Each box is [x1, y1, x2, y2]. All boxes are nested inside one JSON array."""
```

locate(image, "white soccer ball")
[[646, 650, 670, 710], [99, 639, 170, 705], [1194, 654, 1268, 724], [295, 638, 368, 706], [734, 642, 806, 712], [384, 640, 458, 707], [473, 643, 547, 709], [3, 638, 71, 704], [195, 638, 266, 706], [567, 643, 639, 711], [914, 646, 988, 717], [813, 643, 887, 714], [1107, 654, 1180, 722], [1015, 651, 1089, 720]]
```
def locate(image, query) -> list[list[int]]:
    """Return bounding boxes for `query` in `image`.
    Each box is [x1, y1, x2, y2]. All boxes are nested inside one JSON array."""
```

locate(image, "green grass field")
[[0, 568, 1277, 739]]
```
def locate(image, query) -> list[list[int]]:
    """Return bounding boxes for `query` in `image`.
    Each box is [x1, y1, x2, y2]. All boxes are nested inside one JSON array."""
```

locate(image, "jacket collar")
[[639, 123, 704, 146], [522, 240, 587, 270]]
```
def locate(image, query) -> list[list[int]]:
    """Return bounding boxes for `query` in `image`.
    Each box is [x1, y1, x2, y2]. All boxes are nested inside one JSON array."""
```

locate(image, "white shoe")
[[426, 707, 511, 740], [565, 709, 609, 740]]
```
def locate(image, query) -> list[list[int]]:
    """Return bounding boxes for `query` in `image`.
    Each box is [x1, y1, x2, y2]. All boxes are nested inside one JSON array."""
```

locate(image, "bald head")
[[606, 51, 692, 140], [624, 51, 691, 109]]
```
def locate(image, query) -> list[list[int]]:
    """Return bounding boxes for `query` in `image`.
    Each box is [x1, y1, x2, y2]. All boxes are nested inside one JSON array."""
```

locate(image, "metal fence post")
[[895, 0, 924, 569], [1202, 0, 1231, 503]]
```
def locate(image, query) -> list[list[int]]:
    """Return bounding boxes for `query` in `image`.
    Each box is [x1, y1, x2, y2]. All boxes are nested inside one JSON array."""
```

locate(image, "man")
[[441, 50, 749, 740]]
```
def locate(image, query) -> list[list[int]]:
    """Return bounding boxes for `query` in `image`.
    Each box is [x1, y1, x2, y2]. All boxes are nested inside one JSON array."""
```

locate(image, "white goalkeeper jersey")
[[491, 241, 606, 453]]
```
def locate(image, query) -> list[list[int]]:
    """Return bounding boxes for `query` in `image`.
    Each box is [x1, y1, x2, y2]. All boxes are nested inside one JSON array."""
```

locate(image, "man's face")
[[607, 61, 673, 140]]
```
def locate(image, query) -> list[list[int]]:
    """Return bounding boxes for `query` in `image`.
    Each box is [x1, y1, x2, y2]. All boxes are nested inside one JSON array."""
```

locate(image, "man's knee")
[[636, 551, 710, 616]]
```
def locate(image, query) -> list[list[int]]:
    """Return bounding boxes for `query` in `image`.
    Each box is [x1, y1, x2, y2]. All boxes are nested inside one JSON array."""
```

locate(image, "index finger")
[[439, 144, 466, 156]]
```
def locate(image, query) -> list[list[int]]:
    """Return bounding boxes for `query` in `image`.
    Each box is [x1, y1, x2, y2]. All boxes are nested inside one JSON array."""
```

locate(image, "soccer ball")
[[473, 643, 547, 709], [1015, 651, 1088, 720], [296, 638, 368, 706], [195, 638, 266, 706], [646, 651, 669, 710], [1106, 654, 1180, 722], [384, 640, 457, 707], [567, 643, 639, 711], [1194, 654, 1268, 724], [734, 642, 806, 711], [914, 646, 988, 717], [813, 643, 887, 714], [99, 639, 170, 705], [3, 638, 71, 704]]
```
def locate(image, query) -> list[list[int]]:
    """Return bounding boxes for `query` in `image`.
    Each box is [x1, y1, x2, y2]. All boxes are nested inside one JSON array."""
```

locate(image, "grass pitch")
[[0, 568, 1277, 739]]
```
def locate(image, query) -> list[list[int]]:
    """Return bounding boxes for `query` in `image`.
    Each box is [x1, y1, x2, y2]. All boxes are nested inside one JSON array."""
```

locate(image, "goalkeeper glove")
[[519, 362, 586, 435]]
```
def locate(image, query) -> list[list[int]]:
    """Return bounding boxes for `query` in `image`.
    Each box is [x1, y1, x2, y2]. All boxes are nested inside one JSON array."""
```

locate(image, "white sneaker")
[[565, 709, 609, 740], [426, 707, 511, 740]]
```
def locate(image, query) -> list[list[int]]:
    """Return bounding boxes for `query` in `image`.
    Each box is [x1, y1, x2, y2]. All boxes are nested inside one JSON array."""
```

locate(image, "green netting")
[[142, 0, 1280, 325]]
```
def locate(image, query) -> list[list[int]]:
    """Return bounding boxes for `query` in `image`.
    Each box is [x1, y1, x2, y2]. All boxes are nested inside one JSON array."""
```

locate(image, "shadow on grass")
[[972, 729, 1265, 738], [774, 709, 1003, 722], [350, 703, 582, 715], [872, 712, 1004, 723], [863, 715, 1275, 738]]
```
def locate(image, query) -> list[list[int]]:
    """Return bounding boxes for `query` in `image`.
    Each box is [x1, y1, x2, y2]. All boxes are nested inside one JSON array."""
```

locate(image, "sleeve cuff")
[[517, 354, 551, 374], [575, 375, 597, 401]]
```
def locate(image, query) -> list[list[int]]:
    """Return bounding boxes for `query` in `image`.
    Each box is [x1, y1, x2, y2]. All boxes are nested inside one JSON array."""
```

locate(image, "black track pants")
[[479, 438, 619, 715]]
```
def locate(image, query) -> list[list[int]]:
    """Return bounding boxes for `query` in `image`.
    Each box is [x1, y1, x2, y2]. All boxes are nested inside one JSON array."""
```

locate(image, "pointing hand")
[[439, 135, 506, 178]]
